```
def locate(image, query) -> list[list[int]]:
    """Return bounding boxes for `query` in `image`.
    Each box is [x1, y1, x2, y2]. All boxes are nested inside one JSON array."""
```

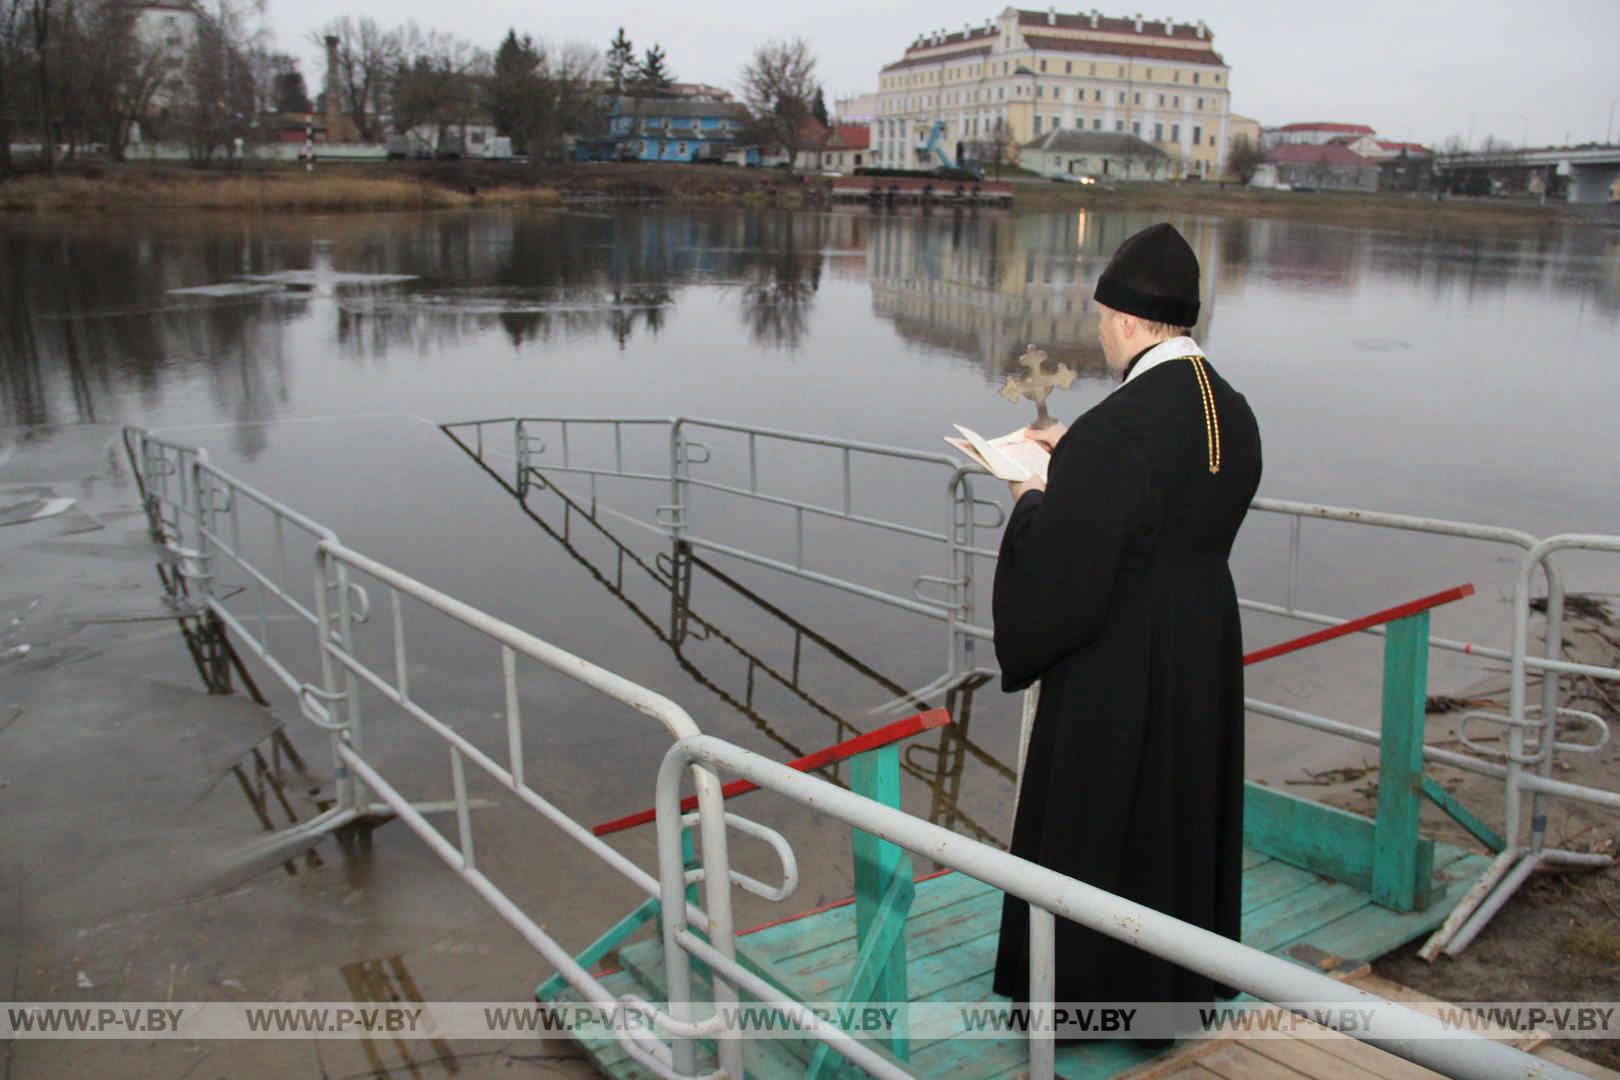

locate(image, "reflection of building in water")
[[443, 425, 1014, 845], [864, 211, 1222, 381]]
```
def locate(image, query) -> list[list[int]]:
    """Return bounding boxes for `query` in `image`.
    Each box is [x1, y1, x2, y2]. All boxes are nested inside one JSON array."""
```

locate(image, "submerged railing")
[[122, 422, 1597, 1080]]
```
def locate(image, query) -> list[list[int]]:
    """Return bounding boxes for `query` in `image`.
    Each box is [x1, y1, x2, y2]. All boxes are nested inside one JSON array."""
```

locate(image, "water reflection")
[[3, 208, 1617, 463], [443, 423, 1014, 845], [863, 211, 1225, 381], [0, 224, 307, 458]]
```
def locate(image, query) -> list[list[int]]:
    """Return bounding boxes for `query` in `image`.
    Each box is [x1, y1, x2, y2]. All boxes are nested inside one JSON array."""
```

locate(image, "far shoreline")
[[0, 159, 1605, 232]]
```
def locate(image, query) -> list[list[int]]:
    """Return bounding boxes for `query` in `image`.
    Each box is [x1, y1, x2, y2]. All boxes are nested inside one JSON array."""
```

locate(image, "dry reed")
[[0, 171, 562, 214]]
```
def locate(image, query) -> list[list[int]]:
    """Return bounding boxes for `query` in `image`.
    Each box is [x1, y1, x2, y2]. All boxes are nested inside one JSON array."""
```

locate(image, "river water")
[[3, 206, 1618, 850]]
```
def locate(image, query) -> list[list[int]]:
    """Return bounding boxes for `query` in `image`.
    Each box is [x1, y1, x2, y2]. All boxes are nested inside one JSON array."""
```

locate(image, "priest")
[[991, 222, 1263, 1008]]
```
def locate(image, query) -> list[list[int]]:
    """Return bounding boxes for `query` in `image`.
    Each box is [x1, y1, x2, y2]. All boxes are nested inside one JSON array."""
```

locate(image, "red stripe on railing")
[[591, 708, 951, 837], [1243, 583, 1475, 667]]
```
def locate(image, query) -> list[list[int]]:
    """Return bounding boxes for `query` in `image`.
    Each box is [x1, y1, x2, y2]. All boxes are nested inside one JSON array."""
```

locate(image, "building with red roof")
[[795, 123, 873, 173], [1261, 121, 1376, 149], [1258, 141, 1380, 192]]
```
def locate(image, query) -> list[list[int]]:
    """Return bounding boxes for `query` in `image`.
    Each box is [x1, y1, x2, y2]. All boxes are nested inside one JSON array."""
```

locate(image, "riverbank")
[[0, 160, 799, 214], [1296, 601, 1620, 1069], [1006, 175, 1588, 229], [1, 160, 1600, 230]]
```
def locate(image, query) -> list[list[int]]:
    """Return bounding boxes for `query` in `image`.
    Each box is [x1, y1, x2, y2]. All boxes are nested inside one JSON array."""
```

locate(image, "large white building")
[[873, 7, 1233, 178], [130, 0, 201, 108]]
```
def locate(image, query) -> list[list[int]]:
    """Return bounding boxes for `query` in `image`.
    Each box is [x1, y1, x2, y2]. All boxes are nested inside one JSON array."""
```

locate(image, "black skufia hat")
[[1093, 222, 1201, 328]]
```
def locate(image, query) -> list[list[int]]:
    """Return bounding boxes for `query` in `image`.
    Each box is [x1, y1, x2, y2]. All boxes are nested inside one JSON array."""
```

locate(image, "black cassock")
[[991, 352, 1262, 1004]]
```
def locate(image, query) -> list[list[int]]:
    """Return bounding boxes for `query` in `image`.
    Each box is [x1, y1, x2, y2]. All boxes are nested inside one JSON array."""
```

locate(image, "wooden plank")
[[1346, 971, 1552, 1051], [775, 887, 1003, 998], [1374, 612, 1431, 911], [1419, 774, 1505, 853], [927, 1035, 1157, 1080], [1241, 881, 1371, 955], [1244, 782, 1436, 903], [740, 870, 992, 963], [1113, 1040, 1223, 1079], [1242, 1032, 1391, 1080], [1242, 848, 1272, 871], [1288, 853, 1490, 965], [1053, 1040, 1167, 1079], [1194, 1041, 1311, 1079], [535, 895, 660, 1002], [1240, 859, 1324, 915], [1533, 1047, 1620, 1080], [1305, 1025, 1449, 1080], [805, 858, 916, 1078]]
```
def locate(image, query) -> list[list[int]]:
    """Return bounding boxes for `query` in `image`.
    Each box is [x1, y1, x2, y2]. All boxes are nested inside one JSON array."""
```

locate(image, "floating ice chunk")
[[0, 496, 76, 527], [168, 282, 286, 298], [238, 271, 417, 288]]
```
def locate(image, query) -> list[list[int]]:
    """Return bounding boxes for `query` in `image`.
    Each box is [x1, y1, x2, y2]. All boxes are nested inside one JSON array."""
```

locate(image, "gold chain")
[[1178, 355, 1221, 475]]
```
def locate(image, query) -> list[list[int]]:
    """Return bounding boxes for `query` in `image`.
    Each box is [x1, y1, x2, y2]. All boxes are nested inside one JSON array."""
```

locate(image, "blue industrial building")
[[575, 97, 755, 163]]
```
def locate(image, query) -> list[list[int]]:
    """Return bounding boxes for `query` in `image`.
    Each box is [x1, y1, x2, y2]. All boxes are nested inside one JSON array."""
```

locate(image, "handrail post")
[[335, 560, 367, 819], [850, 743, 910, 1061], [1373, 610, 1432, 911], [515, 419, 529, 497], [1529, 572, 1565, 854], [311, 548, 355, 817], [1028, 906, 1056, 1080]]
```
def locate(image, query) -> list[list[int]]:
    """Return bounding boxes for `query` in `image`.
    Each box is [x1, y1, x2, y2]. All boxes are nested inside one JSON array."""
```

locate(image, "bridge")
[[1436, 144, 1620, 203]]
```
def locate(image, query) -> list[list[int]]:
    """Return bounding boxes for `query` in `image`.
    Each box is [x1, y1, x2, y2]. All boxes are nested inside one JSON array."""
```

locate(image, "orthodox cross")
[[999, 344, 1076, 429]]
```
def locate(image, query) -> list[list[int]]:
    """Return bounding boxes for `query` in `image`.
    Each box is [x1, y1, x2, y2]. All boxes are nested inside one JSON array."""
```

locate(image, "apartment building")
[[873, 8, 1232, 178]]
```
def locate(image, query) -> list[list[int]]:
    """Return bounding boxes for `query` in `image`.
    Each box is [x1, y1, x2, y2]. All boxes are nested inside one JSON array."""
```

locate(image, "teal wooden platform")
[[542, 600, 1500, 1078], [552, 843, 1490, 1080]]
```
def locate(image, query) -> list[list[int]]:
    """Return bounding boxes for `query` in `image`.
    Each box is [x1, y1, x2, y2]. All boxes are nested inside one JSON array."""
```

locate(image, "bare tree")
[[392, 27, 487, 156], [738, 36, 816, 171], [0, 0, 29, 170], [29, 0, 54, 168], [314, 16, 398, 141], [58, 0, 172, 160], [173, 5, 257, 162], [1226, 133, 1262, 183]]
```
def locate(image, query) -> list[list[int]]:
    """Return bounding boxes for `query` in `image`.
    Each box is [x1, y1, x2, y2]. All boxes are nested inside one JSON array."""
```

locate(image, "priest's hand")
[[1010, 476, 1045, 500], [1023, 422, 1067, 450]]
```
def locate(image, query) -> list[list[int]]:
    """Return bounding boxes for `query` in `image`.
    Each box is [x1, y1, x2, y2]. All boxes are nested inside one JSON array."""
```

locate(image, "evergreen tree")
[[811, 87, 828, 126], [605, 27, 634, 96], [634, 44, 673, 96], [490, 29, 540, 143]]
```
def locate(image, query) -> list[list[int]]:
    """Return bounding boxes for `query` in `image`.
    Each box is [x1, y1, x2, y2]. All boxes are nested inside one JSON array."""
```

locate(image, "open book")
[[944, 425, 1051, 483]]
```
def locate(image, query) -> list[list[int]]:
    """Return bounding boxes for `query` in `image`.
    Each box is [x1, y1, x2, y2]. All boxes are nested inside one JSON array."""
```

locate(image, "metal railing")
[[122, 425, 782, 1078], [458, 415, 1620, 954], [654, 735, 1571, 1080], [124, 424, 1600, 1080]]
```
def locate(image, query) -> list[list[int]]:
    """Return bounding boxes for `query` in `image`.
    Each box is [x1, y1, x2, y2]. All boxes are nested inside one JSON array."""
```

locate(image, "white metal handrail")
[[124, 421, 1617, 1077], [654, 735, 1575, 1080], [123, 426, 788, 1080], [473, 414, 1620, 959]]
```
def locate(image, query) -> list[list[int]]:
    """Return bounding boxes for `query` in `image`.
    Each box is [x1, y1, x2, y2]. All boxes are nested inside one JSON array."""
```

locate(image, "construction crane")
[[916, 121, 983, 179]]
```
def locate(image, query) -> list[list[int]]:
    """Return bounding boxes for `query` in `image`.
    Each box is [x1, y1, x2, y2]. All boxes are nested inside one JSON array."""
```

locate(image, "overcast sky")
[[275, 0, 1620, 150]]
